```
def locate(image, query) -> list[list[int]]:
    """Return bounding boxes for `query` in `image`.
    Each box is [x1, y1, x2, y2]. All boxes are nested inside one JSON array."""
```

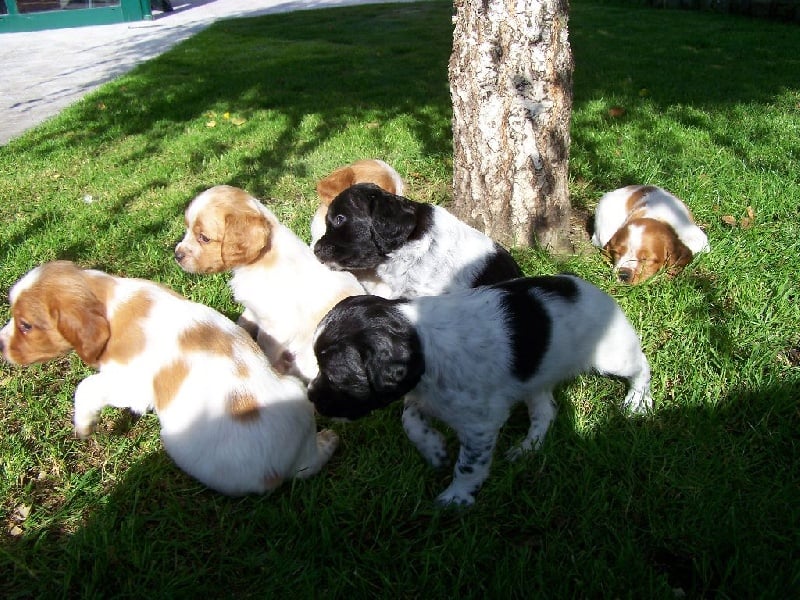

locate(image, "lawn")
[[0, 0, 798, 597]]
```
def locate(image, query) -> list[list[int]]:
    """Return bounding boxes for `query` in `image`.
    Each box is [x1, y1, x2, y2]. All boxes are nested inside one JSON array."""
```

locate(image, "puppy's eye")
[[198, 233, 211, 244], [18, 321, 32, 334], [333, 214, 347, 228]]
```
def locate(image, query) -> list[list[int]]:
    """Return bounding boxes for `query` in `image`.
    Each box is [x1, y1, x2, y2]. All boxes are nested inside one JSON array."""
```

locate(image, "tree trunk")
[[449, 0, 574, 253]]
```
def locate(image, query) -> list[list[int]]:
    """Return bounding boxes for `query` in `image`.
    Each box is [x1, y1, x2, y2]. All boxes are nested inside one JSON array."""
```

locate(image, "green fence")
[[0, 0, 152, 33]]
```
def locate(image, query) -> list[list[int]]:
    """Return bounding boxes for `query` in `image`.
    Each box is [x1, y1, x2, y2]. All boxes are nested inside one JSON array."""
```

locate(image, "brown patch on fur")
[[227, 390, 261, 422], [316, 159, 402, 205], [221, 209, 272, 268], [153, 359, 190, 411], [624, 185, 659, 217], [2, 261, 111, 366], [606, 218, 693, 284], [177, 186, 273, 273], [235, 359, 250, 378], [5, 287, 75, 364], [179, 322, 235, 356], [102, 291, 152, 365]]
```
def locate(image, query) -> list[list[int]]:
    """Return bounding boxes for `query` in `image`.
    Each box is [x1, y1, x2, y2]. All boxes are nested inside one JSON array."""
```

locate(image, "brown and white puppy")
[[0, 261, 338, 496], [311, 159, 405, 246], [174, 185, 364, 382], [591, 185, 710, 284]]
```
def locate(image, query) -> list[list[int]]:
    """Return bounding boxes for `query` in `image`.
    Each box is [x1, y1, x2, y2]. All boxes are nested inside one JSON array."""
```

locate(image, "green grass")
[[1, 0, 798, 596]]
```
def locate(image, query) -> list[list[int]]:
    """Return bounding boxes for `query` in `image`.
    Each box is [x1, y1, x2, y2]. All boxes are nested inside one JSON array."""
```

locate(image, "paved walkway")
[[0, 0, 395, 145]]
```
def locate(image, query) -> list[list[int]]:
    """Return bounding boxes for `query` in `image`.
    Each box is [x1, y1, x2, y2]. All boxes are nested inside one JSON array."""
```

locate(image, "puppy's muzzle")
[[617, 268, 634, 283]]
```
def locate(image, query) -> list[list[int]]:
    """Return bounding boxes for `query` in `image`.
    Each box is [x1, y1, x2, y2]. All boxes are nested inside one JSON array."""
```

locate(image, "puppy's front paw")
[[505, 436, 544, 461], [505, 446, 526, 462], [624, 387, 653, 413], [435, 486, 476, 508], [74, 418, 97, 439], [316, 428, 340, 455]]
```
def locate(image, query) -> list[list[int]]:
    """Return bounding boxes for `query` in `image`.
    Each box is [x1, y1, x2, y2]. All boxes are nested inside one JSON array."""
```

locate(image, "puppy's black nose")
[[174, 249, 185, 263], [617, 269, 633, 283]]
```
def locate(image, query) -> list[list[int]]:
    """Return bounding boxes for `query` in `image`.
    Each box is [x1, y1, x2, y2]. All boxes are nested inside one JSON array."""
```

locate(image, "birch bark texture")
[[449, 0, 574, 252]]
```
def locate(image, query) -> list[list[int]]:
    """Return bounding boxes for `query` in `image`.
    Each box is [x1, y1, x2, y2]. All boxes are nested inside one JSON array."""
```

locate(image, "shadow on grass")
[[18, 2, 453, 183], [569, 0, 800, 189], [3, 1, 800, 277], [0, 2, 454, 284], [0, 379, 795, 596]]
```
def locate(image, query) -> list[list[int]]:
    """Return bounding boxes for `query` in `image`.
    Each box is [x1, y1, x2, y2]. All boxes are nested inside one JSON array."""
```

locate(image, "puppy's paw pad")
[[435, 489, 475, 508], [505, 438, 543, 461], [624, 388, 653, 413]]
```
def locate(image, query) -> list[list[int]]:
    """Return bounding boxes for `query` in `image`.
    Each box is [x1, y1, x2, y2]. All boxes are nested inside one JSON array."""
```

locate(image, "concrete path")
[[0, 0, 397, 145]]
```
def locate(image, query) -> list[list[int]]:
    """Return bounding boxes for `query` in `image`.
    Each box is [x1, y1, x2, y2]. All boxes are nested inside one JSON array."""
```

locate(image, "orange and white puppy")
[[0, 261, 338, 496], [174, 185, 365, 382], [311, 159, 405, 245], [591, 185, 710, 284]]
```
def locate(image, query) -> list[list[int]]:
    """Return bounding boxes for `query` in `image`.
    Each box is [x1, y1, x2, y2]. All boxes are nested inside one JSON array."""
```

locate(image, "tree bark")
[[449, 0, 574, 253]]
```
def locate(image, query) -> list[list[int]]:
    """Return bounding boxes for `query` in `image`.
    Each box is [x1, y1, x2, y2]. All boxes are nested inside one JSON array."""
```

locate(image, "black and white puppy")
[[309, 275, 653, 506], [312, 183, 523, 298]]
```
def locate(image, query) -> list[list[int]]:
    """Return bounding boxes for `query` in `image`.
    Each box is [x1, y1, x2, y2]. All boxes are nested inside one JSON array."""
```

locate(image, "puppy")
[[313, 183, 523, 298], [311, 159, 405, 246], [174, 185, 365, 381], [0, 261, 338, 496], [591, 185, 710, 284], [309, 275, 652, 506]]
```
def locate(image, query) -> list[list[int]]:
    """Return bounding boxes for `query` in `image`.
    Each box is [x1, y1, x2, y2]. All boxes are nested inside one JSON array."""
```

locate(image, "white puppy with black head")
[[308, 275, 652, 506], [313, 183, 523, 298]]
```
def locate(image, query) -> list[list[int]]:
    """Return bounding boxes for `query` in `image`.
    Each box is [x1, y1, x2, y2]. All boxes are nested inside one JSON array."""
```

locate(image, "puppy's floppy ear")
[[367, 187, 419, 254], [364, 329, 424, 399], [317, 167, 355, 206], [603, 228, 628, 263], [322, 344, 371, 397], [665, 237, 693, 276], [221, 212, 271, 267], [53, 288, 110, 366]]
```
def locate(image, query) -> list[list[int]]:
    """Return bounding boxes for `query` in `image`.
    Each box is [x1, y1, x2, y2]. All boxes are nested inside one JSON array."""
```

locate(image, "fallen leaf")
[[9, 525, 23, 537], [746, 206, 755, 219], [223, 112, 231, 120], [740, 217, 753, 229], [231, 117, 246, 126], [206, 120, 217, 128], [15, 504, 31, 520], [608, 106, 626, 118], [721, 215, 737, 226]]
